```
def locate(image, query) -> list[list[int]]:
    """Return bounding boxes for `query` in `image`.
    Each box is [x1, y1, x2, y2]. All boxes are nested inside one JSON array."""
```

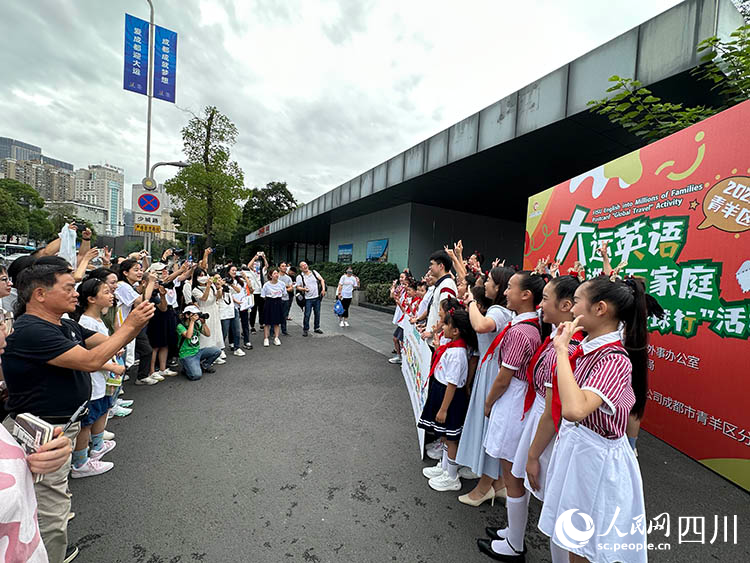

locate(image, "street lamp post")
[[142, 160, 188, 255], [145, 0, 154, 179]]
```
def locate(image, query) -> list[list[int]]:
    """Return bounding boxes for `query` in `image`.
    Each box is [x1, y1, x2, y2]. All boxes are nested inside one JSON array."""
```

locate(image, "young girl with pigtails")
[[418, 300, 478, 492], [476, 271, 545, 561], [537, 275, 663, 563]]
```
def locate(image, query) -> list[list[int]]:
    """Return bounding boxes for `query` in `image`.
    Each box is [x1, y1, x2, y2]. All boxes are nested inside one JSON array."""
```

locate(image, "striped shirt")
[[499, 311, 542, 381], [575, 331, 634, 439], [535, 327, 580, 398]]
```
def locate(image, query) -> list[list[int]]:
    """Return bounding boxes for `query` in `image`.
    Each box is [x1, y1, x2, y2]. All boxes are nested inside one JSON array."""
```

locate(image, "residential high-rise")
[[0, 158, 75, 201], [75, 164, 125, 236]]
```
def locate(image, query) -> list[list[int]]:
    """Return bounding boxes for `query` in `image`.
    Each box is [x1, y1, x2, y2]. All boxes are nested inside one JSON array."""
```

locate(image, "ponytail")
[[443, 304, 478, 350], [74, 278, 104, 322]]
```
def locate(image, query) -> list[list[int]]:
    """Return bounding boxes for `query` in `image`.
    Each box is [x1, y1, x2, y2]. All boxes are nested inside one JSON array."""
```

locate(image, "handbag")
[[333, 299, 344, 316]]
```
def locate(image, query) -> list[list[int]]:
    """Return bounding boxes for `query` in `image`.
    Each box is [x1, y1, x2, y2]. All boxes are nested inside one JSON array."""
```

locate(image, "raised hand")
[[554, 315, 584, 353]]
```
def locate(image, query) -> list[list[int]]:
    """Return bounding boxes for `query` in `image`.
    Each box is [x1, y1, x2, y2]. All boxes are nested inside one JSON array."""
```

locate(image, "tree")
[[28, 208, 55, 243], [231, 181, 299, 262], [165, 106, 249, 251], [0, 178, 53, 240], [588, 25, 750, 143], [48, 205, 97, 242], [0, 189, 28, 236]]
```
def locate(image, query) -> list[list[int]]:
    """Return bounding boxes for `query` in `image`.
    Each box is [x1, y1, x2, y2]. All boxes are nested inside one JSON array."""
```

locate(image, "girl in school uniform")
[[538, 275, 663, 563], [455, 266, 515, 506], [477, 270, 544, 562], [418, 301, 478, 492], [483, 275, 581, 563]]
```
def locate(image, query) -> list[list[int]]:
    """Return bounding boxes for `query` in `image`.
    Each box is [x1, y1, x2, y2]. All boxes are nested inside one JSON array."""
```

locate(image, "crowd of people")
[[390, 241, 663, 563], [0, 225, 350, 563]]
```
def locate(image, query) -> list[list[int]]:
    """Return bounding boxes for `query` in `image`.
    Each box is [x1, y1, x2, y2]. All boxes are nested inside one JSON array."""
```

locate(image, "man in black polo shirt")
[[2, 257, 154, 563]]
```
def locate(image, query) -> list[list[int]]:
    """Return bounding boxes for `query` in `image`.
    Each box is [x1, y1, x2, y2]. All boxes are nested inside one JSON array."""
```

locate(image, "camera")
[[184, 312, 209, 320], [172, 248, 185, 255]]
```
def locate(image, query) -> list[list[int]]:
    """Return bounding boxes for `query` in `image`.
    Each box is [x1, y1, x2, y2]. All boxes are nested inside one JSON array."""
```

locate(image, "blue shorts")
[[80, 396, 114, 427]]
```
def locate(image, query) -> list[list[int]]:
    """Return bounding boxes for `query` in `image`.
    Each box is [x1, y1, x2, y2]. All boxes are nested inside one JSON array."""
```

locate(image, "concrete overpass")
[[246, 0, 744, 271]]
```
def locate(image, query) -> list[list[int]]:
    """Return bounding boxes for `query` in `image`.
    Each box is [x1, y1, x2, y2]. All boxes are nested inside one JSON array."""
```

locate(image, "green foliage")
[[48, 205, 97, 242], [0, 178, 54, 240], [28, 208, 55, 242], [588, 25, 750, 142], [365, 283, 395, 306], [307, 261, 400, 289], [165, 106, 250, 250], [0, 189, 28, 236]]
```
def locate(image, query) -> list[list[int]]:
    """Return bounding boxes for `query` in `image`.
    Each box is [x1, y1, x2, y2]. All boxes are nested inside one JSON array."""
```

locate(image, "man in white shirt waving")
[[295, 261, 326, 337]]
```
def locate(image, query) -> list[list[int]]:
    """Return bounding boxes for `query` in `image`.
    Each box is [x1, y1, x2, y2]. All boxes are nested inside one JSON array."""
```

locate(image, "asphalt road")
[[68, 313, 749, 563]]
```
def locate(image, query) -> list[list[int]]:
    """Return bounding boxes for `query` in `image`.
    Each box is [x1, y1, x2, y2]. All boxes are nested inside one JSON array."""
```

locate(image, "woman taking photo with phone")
[[191, 267, 226, 361]]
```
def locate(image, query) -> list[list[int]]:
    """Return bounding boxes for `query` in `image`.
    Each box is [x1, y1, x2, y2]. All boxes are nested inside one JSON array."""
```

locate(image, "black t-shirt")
[[3, 314, 95, 418]]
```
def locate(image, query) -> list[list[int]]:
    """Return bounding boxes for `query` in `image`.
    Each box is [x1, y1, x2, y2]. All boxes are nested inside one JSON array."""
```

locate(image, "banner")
[[124, 13, 149, 95], [399, 317, 432, 457], [337, 244, 353, 263], [366, 239, 389, 262], [524, 100, 750, 491], [153, 24, 177, 102]]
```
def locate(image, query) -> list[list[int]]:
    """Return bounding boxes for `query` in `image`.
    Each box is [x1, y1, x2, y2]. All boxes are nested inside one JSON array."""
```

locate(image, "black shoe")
[[282, 332, 290, 336], [303, 331, 309, 337], [485, 527, 507, 541], [476, 538, 525, 562], [243, 342, 253, 350], [202, 366, 216, 374], [250, 328, 257, 334], [314, 329, 323, 334], [64, 545, 79, 563]]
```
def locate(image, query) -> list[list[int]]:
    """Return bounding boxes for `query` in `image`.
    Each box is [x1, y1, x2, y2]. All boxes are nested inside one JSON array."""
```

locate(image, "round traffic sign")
[[138, 193, 160, 212]]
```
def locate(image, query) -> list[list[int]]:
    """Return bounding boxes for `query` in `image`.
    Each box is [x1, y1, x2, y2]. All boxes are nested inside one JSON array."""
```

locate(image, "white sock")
[[490, 538, 519, 556], [506, 491, 530, 553], [550, 537, 569, 563], [447, 457, 459, 479], [441, 449, 448, 471]]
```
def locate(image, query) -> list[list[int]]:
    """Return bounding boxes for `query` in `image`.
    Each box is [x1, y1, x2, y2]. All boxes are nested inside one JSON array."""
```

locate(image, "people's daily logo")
[[555, 509, 596, 549]]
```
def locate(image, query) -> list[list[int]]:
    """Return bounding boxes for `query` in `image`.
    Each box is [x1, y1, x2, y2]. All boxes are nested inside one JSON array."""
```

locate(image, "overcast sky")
[[0, 0, 684, 210]]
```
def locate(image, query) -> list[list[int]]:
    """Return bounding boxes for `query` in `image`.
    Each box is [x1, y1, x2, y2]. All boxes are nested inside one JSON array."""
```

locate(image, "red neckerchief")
[[550, 340, 622, 430], [423, 338, 466, 389], [480, 317, 540, 366], [522, 335, 552, 418], [397, 295, 411, 323]]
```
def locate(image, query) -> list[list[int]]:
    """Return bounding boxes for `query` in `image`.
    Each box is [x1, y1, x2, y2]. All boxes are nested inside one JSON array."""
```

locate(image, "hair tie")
[[448, 307, 455, 316]]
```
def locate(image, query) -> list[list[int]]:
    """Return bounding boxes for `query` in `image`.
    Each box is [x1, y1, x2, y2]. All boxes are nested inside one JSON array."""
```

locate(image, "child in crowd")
[[260, 267, 288, 347], [536, 276, 663, 563], [477, 270, 544, 561], [71, 278, 125, 478], [418, 300, 477, 492], [388, 273, 409, 364], [176, 305, 221, 381]]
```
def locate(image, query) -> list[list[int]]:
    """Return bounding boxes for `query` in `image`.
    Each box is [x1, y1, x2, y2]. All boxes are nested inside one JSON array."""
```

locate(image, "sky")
[[0, 0, 686, 210]]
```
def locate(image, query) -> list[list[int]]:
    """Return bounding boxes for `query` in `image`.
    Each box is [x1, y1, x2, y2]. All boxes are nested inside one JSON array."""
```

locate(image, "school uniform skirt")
[[510, 393, 552, 500], [262, 297, 283, 326], [483, 376, 528, 461], [417, 379, 469, 441], [538, 420, 647, 563], [147, 307, 172, 348], [455, 359, 501, 479]]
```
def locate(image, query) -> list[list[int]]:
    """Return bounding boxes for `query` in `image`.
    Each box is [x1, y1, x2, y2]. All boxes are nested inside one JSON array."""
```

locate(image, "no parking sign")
[[138, 193, 160, 212]]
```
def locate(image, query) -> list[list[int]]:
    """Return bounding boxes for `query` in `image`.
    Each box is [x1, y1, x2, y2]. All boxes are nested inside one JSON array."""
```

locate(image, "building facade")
[[44, 200, 109, 232], [0, 158, 76, 201], [75, 164, 125, 236], [0, 137, 42, 162]]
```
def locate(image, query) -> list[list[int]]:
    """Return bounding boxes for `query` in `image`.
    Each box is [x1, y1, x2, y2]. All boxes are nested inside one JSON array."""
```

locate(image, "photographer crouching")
[[176, 305, 221, 381]]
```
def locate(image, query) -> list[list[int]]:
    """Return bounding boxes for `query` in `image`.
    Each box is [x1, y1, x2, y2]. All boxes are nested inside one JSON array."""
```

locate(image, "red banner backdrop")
[[523, 100, 750, 491]]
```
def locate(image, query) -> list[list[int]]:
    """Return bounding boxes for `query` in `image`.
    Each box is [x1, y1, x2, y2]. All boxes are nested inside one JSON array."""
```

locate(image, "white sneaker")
[[90, 440, 116, 460], [160, 368, 178, 377], [458, 466, 479, 480], [233, 348, 246, 357], [150, 372, 165, 381], [344, 321, 350, 327], [388, 355, 402, 364], [108, 405, 132, 417], [273, 337, 281, 346], [103, 430, 115, 440], [422, 462, 446, 479], [263, 338, 270, 347], [220, 350, 227, 360], [71, 458, 114, 479], [339, 320, 345, 327], [134, 375, 159, 385], [214, 358, 226, 365], [428, 473, 461, 491], [123, 374, 130, 381], [426, 443, 444, 461], [115, 399, 133, 408]]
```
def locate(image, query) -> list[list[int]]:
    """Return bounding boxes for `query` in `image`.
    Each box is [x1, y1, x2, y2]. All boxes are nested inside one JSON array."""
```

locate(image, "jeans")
[[180, 347, 222, 380], [239, 309, 250, 344], [281, 299, 291, 333], [221, 308, 241, 349], [303, 297, 321, 331]]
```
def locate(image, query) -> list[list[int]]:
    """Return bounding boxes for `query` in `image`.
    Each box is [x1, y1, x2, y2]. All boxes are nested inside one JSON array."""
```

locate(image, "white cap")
[[183, 305, 201, 315], [147, 262, 167, 273]]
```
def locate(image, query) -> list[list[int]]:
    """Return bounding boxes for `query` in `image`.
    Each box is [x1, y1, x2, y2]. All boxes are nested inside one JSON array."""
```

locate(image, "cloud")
[[0, 0, 683, 210]]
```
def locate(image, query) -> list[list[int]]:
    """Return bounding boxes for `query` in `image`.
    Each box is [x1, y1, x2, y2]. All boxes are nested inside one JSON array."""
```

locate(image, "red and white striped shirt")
[[533, 327, 579, 398], [499, 311, 542, 381], [574, 331, 634, 439]]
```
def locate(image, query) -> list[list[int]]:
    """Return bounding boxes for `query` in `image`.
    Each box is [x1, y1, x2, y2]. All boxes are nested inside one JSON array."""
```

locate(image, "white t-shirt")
[[261, 280, 287, 299], [218, 291, 235, 320], [434, 346, 469, 387], [427, 275, 458, 332], [78, 314, 109, 400], [278, 274, 293, 301], [115, 281, 140, 324], [295, 271, 322, 299], [416, 291, 431, 319], [165, 286, 178, 308], [338, 275, 357, 298]]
